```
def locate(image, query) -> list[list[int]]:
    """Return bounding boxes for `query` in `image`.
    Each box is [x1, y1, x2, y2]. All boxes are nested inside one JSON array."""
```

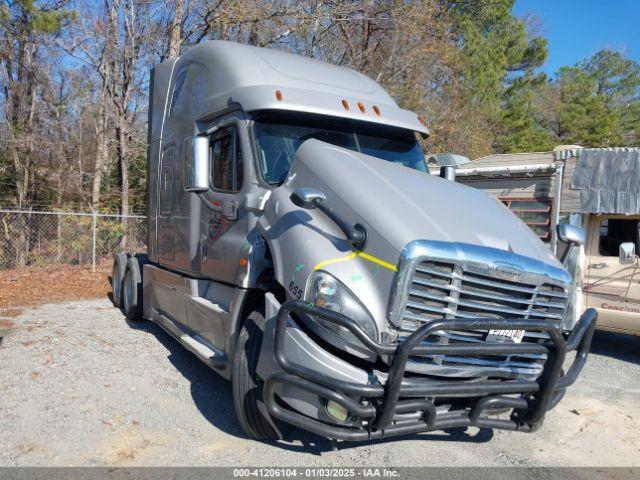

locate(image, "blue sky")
[[513, 0, 640, 78]]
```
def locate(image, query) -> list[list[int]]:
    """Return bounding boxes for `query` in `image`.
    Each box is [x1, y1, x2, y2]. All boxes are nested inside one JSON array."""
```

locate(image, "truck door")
[[198, 116, 247, 284], [585, 215, 640, 333], [153, 143, 190, 330], [158, 145, 176, 261]]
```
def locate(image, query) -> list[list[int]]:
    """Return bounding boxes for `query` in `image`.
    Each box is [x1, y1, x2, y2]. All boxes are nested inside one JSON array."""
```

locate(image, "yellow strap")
[[357, 251, 398, 272], [313, 251, 397, 272], [313, 251, 358, 270]]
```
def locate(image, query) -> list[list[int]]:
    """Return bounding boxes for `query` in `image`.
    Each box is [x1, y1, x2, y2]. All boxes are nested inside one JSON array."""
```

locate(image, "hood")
[[289, 139, 560, 267]]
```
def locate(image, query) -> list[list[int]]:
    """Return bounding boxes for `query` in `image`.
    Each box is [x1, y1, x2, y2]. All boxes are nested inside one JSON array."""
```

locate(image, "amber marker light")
[[275, 89, 283, 101], [373, 105, 381, 116], [357, 102, 365, 113], [418, 115, 428, 126], [341, 99, 349, 111]]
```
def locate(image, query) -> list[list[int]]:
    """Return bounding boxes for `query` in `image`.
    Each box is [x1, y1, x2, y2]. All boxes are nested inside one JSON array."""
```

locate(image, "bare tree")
[[166, 0, 185, 58], [0, 0, 74, 264], [5, 0, 618, 237]]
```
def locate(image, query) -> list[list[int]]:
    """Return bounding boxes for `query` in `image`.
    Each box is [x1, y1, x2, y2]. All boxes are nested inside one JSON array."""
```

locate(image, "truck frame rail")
[[263, 300, 597, 441]]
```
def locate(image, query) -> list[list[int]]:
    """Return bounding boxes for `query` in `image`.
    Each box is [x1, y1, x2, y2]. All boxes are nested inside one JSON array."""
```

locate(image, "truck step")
[[180, 333, 227, 367], [152, 312, 227, 368], [188, 295, 227, 314]]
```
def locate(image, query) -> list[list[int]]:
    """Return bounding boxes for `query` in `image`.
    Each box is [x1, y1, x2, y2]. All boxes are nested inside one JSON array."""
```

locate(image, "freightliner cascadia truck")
[[110, 40, 597, 442]]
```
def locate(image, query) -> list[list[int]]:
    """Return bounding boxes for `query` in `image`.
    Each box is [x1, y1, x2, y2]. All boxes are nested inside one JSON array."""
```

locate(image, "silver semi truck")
[[111, 40, 597, 442]]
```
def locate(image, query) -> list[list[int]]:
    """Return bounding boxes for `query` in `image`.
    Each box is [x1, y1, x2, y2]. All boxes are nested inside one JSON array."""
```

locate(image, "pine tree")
[[500, 73, 555, 152], [447, 0, 549, 151]]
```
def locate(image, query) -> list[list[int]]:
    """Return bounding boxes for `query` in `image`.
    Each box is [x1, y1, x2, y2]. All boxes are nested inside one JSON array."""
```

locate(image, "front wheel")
[[232, 308, 281, 440]]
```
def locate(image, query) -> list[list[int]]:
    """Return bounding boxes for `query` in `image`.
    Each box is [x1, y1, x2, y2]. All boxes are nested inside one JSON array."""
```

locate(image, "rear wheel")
[[122, 256, 144, 321], [232, 307, 281, 440], [111, 253, 129, 308]]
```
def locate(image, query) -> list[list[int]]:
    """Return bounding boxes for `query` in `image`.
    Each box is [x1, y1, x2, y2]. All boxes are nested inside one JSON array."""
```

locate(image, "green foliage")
[[451, 0, 547, 110], [582, 50, 640, 145], [448, 0, 549, 152], [582, 50, 640, 101], [447, 3, 639, 153], [553, 50, 640, 147], [499, 73, 554, 152], [556, 66, 620, 146], [3, 0, 75, 34], [497, 47, 640, 151], [31, 9, 76, 34]]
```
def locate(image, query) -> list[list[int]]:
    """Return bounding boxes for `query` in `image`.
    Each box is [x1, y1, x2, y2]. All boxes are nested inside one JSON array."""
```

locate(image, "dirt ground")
[[0, 296, 639, 467], [0, 261, 111, 310]]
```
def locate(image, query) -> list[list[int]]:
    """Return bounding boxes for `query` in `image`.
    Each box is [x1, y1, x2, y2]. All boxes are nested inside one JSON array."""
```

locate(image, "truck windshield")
[[253, 115, 425, 184]]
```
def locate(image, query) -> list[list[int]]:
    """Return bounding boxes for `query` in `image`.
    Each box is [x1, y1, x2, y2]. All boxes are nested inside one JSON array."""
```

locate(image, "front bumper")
[[263, 299, 597, 441]]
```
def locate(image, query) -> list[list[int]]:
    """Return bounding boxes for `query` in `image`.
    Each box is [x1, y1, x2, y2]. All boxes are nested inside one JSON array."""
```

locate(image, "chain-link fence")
[[0, 210, 147, 271]]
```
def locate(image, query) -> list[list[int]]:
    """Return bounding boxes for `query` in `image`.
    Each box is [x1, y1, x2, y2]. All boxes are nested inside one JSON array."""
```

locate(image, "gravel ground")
[[1, 298, 639, 467]]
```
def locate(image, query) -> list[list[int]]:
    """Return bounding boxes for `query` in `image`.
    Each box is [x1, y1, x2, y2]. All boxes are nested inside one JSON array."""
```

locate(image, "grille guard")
[[263, 300, 597, 441]]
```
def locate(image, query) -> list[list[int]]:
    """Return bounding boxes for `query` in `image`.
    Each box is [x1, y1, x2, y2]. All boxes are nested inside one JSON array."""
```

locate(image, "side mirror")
[[557, 224, 585, 246], [290, 188, 326, 209], [184, 136, 210, 192], [557, 224, 585, 264], [619, 242, 636, 265]]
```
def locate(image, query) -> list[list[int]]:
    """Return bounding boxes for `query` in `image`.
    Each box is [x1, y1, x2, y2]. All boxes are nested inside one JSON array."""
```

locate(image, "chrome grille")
[[389, 241, 571, 380]]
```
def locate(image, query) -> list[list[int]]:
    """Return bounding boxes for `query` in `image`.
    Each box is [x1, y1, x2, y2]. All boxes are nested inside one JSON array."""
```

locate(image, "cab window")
[[169, 70, 187, 116], [252, 114, 424, 185], [159, 147, 175, 215], [599, 218, 639, 256], [210, 128, 243, 192]]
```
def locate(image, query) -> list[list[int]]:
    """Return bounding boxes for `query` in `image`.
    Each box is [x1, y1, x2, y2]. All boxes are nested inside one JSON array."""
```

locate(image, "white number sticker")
[[486, 329, 526, 344]]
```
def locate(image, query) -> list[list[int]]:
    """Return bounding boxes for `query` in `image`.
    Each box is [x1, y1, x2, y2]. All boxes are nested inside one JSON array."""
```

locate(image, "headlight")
[[305, 270, 378, 341]]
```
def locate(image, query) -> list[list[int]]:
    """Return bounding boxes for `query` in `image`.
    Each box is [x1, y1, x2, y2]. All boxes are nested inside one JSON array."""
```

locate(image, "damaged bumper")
[[260, 298, 597, 441]]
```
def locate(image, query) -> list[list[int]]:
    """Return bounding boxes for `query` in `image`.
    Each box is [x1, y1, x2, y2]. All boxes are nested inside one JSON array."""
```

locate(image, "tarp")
[[570, 147, 640, 214]]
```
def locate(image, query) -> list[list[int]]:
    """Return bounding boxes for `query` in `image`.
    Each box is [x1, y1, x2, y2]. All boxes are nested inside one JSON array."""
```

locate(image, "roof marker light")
[[357, 102, 365, 113], [341, 99, 349, 111], [373, 105, 381, 116], [418, 115, 428, 127], [275, 90, 283, 101]]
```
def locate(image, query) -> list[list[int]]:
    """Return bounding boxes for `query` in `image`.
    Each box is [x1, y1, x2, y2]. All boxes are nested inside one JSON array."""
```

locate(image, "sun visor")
[[230, 85, 429, 137]]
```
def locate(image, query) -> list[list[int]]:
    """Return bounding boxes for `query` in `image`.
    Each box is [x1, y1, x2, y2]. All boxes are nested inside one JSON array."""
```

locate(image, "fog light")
[[326, 400, 349, 422]]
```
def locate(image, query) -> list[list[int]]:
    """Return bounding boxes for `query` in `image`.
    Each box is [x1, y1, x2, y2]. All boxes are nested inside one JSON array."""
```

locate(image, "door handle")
[[589, 262, 607, 269], [199, 234, 207, 262]]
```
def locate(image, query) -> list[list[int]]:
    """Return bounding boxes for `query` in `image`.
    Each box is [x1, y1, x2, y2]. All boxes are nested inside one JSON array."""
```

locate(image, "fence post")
[[91, 209, 97, 273], [56, 214, 62, 263]]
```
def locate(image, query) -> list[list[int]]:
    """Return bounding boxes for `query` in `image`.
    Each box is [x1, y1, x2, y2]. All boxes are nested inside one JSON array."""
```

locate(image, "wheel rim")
[[123, 269, 132, 312], [112, 264, 121, 301]]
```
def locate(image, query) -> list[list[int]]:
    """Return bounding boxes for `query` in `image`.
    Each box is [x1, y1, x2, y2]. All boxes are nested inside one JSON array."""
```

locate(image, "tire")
[[232, 308, 280, 440], [111, 252, 129, 308], [122, 256, 144, 321]]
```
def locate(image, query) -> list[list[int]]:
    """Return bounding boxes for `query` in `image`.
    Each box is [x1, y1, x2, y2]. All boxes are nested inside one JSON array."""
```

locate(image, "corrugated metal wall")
[[560, 156, 581, 214]]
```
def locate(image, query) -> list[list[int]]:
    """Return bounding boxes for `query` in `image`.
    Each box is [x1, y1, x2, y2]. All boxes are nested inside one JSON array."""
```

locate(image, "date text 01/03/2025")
[[232, 468, 401, 478]]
